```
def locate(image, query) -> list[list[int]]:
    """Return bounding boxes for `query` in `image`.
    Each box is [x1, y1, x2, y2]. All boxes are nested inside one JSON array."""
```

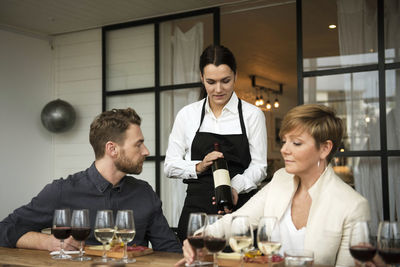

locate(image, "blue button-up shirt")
[[0, 163, 182, 253]]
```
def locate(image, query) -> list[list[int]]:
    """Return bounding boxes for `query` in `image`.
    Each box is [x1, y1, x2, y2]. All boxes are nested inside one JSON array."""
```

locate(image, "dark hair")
[[199, 45, 237, 75], [89, 108, 141, 159], [279, 104, 344, 163]]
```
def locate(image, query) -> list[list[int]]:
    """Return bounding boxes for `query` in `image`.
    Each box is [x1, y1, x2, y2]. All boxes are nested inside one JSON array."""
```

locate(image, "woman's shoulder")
[[176, 98, 205, 118], [327, 167, 368, 204], [240, 99, 265, 121]]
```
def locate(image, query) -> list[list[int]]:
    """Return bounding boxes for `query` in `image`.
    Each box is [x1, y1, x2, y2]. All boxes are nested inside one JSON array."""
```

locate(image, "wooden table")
[[0, 247, 182, 267]]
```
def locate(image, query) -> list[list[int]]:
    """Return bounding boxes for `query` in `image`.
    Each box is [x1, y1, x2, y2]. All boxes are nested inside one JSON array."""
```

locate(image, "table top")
[[0, 247, 182, 267], [0, 247, 333, 267]]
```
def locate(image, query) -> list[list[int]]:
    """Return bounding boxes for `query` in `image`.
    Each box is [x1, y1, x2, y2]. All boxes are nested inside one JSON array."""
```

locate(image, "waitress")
[[164, 44, 267, 242]]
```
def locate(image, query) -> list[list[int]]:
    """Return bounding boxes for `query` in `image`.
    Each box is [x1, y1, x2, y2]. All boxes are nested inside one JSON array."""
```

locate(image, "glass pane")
[[304, 71, 380, 151], [160, 88, 202, 154], [384, 0, 400, 63], [106, 93, 155, 156], [160, 160, 186, 228], [388, 157, 400, 221], [106, 24, 154, 91], [159, 14, 213, 86], [386, 69, 400, 150], [333, 156, 382, 236], [128, 161, 155, 191], [303, 0, 377, 71]]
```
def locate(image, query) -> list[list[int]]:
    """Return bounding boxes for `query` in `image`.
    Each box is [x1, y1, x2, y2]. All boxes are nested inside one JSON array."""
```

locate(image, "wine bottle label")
[[213, 169, 231, 187]]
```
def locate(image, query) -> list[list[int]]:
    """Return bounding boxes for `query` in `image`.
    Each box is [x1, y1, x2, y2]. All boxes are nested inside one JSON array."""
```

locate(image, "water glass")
[[284, 249, 314, 267]]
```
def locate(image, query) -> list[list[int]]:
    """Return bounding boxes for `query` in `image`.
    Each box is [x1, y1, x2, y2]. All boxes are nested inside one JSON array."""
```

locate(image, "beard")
[[114, 149, 144, 175]]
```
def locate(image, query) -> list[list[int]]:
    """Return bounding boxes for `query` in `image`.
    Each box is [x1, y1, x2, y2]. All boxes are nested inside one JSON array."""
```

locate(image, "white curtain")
[[337, 0, 400, 230], [160, 22, 203, 227]]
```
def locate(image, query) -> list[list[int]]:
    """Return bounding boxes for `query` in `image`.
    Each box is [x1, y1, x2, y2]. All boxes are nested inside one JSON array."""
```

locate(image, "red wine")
[[204, 237, 226, 253], [378, 248, 400, 264], [211, 143, 233, 211], [71, 227, 91, 241], [350, 245, 376, 262], [52, 227, 71, 240], [188, 236, 204, 249]]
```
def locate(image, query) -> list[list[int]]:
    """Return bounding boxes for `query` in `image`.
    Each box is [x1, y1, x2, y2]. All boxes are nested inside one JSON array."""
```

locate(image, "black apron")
[[177, 98, 257, 242]]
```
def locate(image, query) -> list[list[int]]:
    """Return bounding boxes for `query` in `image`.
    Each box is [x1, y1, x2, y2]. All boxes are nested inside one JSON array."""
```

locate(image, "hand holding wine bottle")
[[211, 142, 234, 214]]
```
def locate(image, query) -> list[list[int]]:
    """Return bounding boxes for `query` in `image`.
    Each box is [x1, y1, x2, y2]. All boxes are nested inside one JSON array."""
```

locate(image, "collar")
[[88, 162, 125, 193], [307, 164, 333, 201], [205, 92, 239, 115]]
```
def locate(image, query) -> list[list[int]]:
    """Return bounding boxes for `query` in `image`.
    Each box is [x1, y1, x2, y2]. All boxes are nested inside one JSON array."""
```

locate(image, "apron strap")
[[196, 98, 207, 133], [238, 99, 247, 138]]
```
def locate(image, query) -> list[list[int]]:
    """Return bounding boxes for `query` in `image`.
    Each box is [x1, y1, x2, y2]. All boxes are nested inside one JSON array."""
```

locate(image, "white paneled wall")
[[52, 29, 102, 178]]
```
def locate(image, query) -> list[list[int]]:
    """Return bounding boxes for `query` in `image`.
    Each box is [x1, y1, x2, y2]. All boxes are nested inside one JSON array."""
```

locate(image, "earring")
[[317, 160, 320, 168]]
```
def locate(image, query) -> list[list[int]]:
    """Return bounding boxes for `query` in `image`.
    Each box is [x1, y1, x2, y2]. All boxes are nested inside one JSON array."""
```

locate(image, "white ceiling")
[[0, 0, 337, 103]]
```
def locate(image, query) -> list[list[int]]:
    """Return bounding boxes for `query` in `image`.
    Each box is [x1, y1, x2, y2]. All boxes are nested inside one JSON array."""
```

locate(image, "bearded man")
[[0, 108, 182, 253]]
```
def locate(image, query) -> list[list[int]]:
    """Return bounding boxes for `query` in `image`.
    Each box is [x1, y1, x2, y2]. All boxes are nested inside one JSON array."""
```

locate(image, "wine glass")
[[257, 216, 281, 267], [115, 210, 136, 263], [187, 212, 207, 266], [349, 221, 376, 267], [51, 208, 72, 260], [377, 221, 400, 267], [94, 210, 115, 262], [70, 209, 91, 261], [229, 215, 253, 267], [204, 214, 226, 267]]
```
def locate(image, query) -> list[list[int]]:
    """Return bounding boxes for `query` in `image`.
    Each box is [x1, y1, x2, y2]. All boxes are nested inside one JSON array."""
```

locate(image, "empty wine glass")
[[51, 208, 72, 260], [187, 212, 207, 266], [70, 209, 91, 261], [115, 210, 136, 263], [257, 216, 281, 267], [349, 221, 376, 267], [204, 214, 226, 267], [229, 215, 253, 267], [377, 221, 400, 267], [94, 210, 115, 262]]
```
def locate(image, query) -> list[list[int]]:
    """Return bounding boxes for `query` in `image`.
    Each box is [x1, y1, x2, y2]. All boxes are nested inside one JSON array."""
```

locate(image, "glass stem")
[[240, 251, 244, 267], [60, 239, 65, 257], [123, 243, 128, 261], [213, 253, 218, 267], [195, 248, 201, 263], [268, 254, 273, 267], [102, 242, 107, 261], [79, 241, 84, 257]]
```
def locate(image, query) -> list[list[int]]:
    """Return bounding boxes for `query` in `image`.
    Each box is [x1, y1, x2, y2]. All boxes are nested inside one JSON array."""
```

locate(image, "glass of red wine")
[[204, 214, 226, 267], [187, 212, 207, 266], [51, 208, 71, 259], [349, 221, 376, 266], [70, 209, 91, 261], [377, 221, 400, 267]]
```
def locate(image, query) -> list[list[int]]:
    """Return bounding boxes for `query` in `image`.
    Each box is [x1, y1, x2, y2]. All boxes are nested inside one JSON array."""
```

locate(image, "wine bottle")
[[211, 142, 234, 211]]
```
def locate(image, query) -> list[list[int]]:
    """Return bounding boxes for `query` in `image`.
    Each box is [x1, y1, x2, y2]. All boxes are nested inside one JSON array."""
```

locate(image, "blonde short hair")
[[279, 104, 344, 163]]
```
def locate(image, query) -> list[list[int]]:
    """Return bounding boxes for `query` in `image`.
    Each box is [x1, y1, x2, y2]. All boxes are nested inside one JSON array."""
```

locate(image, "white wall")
[[52, 29, 102, 178], [0, 29, 53, 219], [0, 28, 102, 220]]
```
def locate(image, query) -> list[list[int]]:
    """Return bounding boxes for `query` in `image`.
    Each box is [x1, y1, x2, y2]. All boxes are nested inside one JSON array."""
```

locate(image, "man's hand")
[[17, 232, 80, 251], [46, 235, 81, 251]]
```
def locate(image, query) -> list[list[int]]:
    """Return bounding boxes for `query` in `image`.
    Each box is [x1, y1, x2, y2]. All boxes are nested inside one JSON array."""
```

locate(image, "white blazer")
[[219, 165, 371, 267]]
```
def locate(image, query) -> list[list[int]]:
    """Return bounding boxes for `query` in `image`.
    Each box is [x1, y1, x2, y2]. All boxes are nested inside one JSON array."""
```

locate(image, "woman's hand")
[[212, 188, 238, 214], [174, 239, 196, 266], [196, 151, 224, 174]]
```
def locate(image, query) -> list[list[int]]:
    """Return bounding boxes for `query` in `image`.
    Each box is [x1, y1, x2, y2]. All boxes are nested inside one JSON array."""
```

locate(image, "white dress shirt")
[[164, 92, 267, 194]]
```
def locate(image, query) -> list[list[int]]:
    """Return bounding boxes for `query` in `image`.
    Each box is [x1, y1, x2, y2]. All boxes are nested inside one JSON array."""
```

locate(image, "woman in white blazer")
[[178, 104, 370, 267]]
